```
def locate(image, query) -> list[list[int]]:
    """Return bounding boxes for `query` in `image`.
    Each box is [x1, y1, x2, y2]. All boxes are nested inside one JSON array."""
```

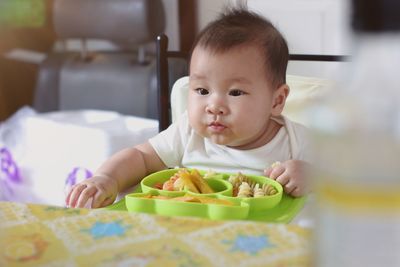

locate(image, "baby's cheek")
[[187, 110, 199, 126], [188, 117, 207, 137]]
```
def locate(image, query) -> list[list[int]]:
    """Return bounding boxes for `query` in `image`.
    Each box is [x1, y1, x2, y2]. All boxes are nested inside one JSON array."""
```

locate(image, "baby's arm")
[[66, 142, 166, 208], [264, 160, 310, 197]]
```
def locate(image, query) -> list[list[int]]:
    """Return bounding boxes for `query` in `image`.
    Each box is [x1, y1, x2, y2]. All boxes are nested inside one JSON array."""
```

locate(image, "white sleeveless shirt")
[[149, 112, 310, 175]]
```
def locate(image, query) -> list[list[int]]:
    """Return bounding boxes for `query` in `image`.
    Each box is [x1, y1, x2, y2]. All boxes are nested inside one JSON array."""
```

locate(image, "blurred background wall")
[[0, 0, 54, 121], [0, 0, 349, 121]]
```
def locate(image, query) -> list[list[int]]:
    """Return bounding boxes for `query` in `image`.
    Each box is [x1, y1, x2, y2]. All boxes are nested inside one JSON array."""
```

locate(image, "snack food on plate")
[[228, 172, 278, 197], [178, 171, 200, 193], [188, 169, 214, 194], [237, 182, 252, 197], [156, 168, 214, 194]]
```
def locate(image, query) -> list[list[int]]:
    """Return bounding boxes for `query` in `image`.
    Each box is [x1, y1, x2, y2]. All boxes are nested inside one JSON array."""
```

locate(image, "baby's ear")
[[271, 84, 289, 116]]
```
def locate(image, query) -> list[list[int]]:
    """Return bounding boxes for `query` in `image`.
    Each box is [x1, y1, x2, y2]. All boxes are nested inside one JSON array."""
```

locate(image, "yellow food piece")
[[179, 171, 200, 193], [172, 196, 201, 203], [173, 177, 184, 191], [271, 161, 281, 168], [161, 168, 215, 194], [149, 195, 171, 200], [237, 182, 252, 198], [190, 169, 214, 194], [253, 184, 266, 198], [191, 195, 234, 206], [263, 184, 278, 195]]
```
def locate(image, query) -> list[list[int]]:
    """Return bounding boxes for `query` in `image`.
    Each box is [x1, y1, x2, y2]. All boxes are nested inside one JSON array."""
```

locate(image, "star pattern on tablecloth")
[[223, 234, 275, 255], [82, 220, 129, 239]]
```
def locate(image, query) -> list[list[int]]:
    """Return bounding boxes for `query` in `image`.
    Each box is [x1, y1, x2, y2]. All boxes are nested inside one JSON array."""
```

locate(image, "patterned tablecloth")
[[0, 201, 311, 267]]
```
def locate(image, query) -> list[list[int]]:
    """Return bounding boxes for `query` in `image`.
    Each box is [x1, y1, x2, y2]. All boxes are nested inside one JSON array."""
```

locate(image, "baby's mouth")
[[208, 121, 227, 132]]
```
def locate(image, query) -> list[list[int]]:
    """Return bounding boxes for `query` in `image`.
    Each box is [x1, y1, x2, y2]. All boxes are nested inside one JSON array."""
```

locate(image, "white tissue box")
[[19, 110, 158, 206]]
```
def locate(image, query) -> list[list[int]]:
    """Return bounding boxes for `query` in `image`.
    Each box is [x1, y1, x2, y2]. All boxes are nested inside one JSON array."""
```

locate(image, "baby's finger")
[[68, 184, 87, 208], [264, 167, 273, 177], [275, 173, 290, 186], [83, 197, 93, 209], [268, 165, 285, 180], [65, 185, 76, 206], [290, 187, 302, 197], [283, 182, 296, 195], [91, 188, 109, 208], [100, 197, 115, 208], [76, 186, 97, 208], [66, 183, 83, 206]]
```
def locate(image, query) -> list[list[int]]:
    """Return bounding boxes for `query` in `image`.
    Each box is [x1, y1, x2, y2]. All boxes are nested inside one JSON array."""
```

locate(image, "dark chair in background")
[[156, 34, 189, 131], [34, 0, 166, 119]]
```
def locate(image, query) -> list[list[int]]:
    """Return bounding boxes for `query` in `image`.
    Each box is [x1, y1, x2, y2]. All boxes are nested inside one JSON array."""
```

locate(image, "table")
[[0, 201, 311, 266]]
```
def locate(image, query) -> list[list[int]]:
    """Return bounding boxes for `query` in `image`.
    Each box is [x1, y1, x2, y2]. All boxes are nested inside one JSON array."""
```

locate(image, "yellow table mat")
[[0, 201, 311, 267]]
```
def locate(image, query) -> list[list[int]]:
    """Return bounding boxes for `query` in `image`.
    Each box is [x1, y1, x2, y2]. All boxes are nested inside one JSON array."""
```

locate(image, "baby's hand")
[[264, 160, 309, 197], [65, 174, 118, 208]]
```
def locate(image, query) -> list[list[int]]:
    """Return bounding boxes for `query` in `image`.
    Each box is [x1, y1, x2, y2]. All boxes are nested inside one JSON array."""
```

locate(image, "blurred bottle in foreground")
[[311, 0, 400, 266]]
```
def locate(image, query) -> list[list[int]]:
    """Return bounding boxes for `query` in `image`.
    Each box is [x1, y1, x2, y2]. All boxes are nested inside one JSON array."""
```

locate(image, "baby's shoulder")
[[280, 116, 310, 146], [281, 115, 309, 131]]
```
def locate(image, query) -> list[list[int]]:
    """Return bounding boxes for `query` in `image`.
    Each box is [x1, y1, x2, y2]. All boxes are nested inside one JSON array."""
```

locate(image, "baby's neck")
[[230, 118, 282, 150]]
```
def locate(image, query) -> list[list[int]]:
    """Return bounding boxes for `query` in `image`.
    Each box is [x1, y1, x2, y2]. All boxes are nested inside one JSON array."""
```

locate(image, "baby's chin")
[[194, 126, 244, 146], [208, 134, 262, 150], [206, 135, 241, 147]]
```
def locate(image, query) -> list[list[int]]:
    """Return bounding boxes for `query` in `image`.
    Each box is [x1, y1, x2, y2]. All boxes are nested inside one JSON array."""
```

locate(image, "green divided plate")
[[125, 191, 250, 221], [104, 169, 306, 223]]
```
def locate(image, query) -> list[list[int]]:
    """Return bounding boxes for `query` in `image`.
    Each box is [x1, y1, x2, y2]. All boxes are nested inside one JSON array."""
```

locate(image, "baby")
[[66, 7, 310, 208]]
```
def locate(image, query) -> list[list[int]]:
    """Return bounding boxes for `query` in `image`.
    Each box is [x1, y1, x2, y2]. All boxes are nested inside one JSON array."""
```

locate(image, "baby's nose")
[[206, 103, 228, 115]]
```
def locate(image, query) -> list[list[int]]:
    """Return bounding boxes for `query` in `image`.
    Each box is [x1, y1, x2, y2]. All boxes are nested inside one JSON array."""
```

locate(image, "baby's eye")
[[195, 88, 209, 95], [229, 89, 246, 96]]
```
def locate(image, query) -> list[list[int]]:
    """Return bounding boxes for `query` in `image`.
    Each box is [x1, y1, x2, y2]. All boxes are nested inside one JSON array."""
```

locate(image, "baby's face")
[[188, 45, 280, 149]]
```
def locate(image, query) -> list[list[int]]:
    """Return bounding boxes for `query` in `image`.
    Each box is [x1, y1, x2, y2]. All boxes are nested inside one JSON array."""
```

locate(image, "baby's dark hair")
[[191, 7, 289, 88]]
